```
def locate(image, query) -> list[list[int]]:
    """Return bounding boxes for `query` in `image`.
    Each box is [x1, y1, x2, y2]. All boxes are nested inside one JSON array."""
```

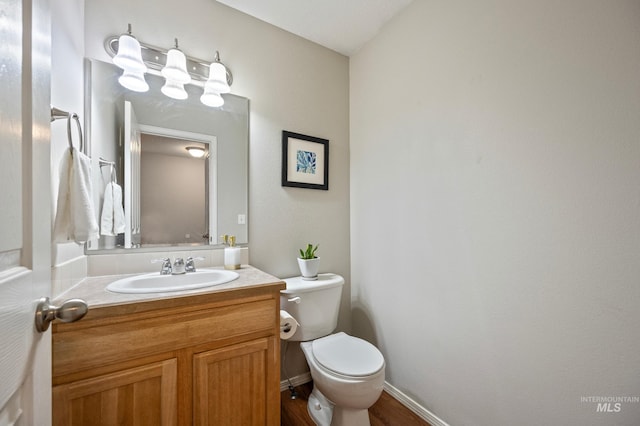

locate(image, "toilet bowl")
[[281, 274, 386, 426], [300, 332, 385, 426]]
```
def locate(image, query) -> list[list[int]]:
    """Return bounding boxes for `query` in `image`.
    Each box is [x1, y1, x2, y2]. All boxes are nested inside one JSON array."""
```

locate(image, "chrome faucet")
[[185, 256, 205, 273], [152, 258, 172, 275], [173, 257, 186, 275]]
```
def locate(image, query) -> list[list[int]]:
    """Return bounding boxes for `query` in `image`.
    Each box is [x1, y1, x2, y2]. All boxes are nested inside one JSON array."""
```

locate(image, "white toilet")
[[281, 273, 385, 426]]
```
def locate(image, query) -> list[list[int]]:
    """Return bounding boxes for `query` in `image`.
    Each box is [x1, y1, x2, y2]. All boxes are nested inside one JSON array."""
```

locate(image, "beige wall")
[[350, 0, 640, 424]]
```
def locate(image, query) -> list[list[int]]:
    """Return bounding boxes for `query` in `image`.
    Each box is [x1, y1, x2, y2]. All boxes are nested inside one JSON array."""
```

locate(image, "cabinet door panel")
[[53, 358, 177, 426], [194, 338, 271, 426]]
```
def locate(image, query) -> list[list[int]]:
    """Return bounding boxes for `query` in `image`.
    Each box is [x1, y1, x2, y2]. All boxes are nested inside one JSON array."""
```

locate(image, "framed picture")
[[282, 130, 329, 190]]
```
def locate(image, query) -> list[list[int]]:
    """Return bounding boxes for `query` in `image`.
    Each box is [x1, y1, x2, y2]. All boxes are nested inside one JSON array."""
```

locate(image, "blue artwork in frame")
[[296, 150, 317, 174], [282, 130, 329, 190]]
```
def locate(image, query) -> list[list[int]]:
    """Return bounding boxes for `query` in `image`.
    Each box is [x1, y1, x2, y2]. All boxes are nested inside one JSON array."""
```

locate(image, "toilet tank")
[[280, 273, 344, 341]]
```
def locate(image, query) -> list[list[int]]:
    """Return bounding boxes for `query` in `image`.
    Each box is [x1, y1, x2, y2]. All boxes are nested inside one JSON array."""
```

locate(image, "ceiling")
[[216, 0, 414, 56]]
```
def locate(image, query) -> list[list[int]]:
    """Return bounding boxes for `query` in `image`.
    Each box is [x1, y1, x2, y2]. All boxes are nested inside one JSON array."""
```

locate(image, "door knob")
[[35, 297, 88, 333]]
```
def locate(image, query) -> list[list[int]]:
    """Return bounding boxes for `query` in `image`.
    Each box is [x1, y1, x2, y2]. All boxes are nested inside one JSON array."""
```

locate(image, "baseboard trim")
[[279, 374, 449, 426], [280, 372, 312, 392], [383, 381, 450, 426]]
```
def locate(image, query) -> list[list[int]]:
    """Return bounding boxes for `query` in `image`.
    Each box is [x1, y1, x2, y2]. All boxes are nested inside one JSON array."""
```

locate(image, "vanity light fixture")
[[160, 39, 190, 100], [112, 25, 146, 71], [112, 24, 149, 92], [105, 29, 233, 107], [161, 39, 191, 83], [200, 52, 229, 107], [204, 53, 230, 94], [185, 146, 206, 158]]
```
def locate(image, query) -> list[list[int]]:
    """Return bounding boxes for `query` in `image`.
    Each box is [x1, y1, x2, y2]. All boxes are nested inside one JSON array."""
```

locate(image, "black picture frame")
[[281, 130, 329, 190]]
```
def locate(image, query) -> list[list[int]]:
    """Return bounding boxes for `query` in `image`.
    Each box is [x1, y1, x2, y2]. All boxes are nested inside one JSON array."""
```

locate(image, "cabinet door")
[[194, 337, 277, 426], [53, 358, 177, 426]]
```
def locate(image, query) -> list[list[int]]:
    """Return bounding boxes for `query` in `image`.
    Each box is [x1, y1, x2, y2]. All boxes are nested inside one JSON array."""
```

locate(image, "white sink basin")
[[106, 269, 240, 294]]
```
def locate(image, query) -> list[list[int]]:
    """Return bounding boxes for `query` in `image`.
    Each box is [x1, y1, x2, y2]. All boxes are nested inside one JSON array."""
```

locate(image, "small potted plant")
[[297, 243, 320, 280]]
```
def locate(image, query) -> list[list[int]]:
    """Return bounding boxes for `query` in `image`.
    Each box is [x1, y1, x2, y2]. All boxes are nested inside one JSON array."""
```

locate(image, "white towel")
[[100, 181, 126, 236], [53, 148, 99, 243]]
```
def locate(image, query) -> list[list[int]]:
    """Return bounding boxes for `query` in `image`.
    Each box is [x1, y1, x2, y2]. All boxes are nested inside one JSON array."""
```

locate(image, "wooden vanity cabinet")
[[52, 285, 283, 426]]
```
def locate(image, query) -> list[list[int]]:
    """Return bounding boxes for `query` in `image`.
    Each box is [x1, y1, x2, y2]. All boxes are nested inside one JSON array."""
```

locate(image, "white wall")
[[350, 1, 640, 425], [50, 0, 91, 296], [51, 0, 86, 266]]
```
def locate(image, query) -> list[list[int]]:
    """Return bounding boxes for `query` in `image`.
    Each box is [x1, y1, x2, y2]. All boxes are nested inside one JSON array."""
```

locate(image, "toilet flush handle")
[[288, 296, 301, 304]]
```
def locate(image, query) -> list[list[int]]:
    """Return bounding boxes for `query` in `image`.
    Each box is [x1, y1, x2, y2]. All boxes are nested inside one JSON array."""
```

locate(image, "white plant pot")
[[297, 257, 320, 280]]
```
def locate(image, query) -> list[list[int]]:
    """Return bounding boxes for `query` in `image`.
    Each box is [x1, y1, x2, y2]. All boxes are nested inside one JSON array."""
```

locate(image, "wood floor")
[[281, 382, 431, 426]]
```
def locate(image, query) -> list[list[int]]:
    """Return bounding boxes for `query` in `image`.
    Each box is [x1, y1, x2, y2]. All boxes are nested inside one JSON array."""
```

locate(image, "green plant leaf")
[[299, 243, 319, 259]]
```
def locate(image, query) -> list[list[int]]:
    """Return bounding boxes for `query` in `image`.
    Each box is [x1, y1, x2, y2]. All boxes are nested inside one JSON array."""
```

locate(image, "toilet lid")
[[312, 332, 384, 377]]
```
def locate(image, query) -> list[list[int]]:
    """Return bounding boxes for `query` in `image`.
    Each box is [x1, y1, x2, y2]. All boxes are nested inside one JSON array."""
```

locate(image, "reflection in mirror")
[[138, 127, 215, 247], [85, 58, 248, 252]]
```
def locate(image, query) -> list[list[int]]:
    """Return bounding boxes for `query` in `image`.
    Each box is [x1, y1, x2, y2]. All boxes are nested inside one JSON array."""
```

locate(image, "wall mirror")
[[85, 58, 248, 253]]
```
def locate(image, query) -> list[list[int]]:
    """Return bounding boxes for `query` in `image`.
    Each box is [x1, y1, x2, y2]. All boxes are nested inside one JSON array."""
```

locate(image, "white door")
[[124, 101, 142, 248], [0, 0, 52, 424]]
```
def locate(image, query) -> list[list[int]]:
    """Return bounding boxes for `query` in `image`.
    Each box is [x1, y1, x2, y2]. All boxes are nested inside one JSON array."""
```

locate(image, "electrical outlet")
[[238, 214, 246, 225]]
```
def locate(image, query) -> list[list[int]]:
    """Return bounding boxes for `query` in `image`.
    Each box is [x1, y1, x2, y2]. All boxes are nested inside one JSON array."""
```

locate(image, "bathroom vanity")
[[51, 266, 284, 426]]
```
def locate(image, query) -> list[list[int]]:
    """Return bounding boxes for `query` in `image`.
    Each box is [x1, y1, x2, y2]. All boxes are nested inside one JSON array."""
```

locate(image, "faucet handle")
[[151, 258, 172, 275], [185, 256, 205, 273]]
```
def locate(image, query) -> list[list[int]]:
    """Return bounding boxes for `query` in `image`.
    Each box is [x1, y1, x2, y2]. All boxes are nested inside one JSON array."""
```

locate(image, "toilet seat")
[[311, 332, 384, 377]]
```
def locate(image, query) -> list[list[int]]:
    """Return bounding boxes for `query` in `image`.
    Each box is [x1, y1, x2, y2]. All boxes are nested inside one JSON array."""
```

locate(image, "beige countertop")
[[54, 265, 285, 312]]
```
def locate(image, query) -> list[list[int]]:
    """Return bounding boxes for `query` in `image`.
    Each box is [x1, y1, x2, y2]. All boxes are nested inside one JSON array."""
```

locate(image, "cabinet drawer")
[[54, 298, 276, 379]]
